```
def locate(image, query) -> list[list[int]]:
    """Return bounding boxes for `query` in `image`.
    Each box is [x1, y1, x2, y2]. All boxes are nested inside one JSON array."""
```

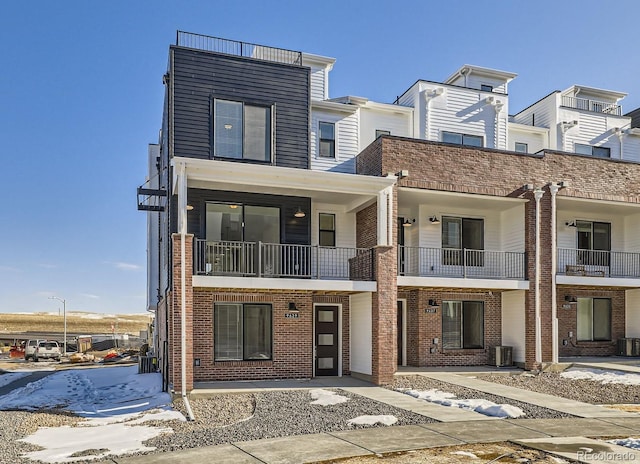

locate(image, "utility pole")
[[48, 296, 67, 355]]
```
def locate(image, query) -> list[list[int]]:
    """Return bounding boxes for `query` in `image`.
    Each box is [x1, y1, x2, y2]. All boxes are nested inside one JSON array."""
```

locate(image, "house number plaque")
[[285, 313, 300, 318]]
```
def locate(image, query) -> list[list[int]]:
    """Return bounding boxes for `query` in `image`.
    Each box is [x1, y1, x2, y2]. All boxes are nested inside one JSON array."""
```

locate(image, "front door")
[[315, 305, 339, 376]]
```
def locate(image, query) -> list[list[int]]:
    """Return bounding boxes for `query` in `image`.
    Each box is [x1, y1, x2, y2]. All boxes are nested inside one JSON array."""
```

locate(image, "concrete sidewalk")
[[107, 417, 640, 464]]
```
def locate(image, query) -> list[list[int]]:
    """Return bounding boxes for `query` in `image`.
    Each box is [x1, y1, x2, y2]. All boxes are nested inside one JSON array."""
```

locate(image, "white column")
[[377, 190, 388, 246]]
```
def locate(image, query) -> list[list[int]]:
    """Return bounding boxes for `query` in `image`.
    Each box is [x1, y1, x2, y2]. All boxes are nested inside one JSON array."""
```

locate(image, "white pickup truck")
[[34, 341, 61, 362]]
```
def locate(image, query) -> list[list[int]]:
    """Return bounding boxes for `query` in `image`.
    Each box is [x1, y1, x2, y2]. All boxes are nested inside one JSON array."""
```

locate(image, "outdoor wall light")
[[288, 302, 299, 312], [402, 218, 415, 227], [429, 216, 441, 224], [565, 220, 577, 228], [294, 207, 306, 218], [564, 295, 577, 303], [186, 204, 194, 211], [428, 299, 438, 306]]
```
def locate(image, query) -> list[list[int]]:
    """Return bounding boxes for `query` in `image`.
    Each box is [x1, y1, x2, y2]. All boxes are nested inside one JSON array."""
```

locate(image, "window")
[[442, 217, 484, 266], [319, 122, 335, 158], [576, 221, 610, 266], [514, 142, 528, 153], [577, 298, 611, 341], [319, 213, 336, 247], [480, 84, 493, 92], [442, 131, 484, 147], [442, 301, 484, 349], [575, 143, 610, 158], [375, 129, 391, 138], [214, 303, 272, 361], [213, 99, 272, 162]]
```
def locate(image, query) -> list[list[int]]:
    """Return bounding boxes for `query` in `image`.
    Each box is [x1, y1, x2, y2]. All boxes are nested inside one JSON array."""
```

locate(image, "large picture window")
[[442, 217, 484, 266], [214, 303, 272, 361], [442, 301, 484, 349], [442, 131, 483, 147], [214, 99, 272, 162], [575, 143, 610, 158], [577, 298, 611, 341]]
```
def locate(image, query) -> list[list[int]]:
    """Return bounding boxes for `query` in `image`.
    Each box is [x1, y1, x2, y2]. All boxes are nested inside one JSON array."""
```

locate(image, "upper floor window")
[[319, 213, 336, 247], [319, 122, 335, 158], [576, 220, 610, 266], [514, 142, 528, 153], [480, 84, 493, 92], [575, 143, 610, 158], [375, 129, 391, 138], [213, 99, 272, 162], [442, 216, 484, 266], [442, 131, 483, 148]]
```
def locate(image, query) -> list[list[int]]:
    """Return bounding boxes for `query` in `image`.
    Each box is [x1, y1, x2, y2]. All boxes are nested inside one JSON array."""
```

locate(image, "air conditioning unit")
[[488, 346, 513, 367], [617, 338, 640, 357]]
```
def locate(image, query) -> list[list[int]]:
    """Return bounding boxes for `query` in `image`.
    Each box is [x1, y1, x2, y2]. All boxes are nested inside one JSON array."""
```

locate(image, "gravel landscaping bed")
[[145, 389, 434, 453], [479, 371, 640, 405], [390, 375, 575, 419]]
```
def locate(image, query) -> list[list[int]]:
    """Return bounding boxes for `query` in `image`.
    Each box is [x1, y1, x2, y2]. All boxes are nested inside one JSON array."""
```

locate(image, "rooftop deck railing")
[[561, 96, 622, 116], [194, 240, 374, 281], [176, 31, 303, 66]]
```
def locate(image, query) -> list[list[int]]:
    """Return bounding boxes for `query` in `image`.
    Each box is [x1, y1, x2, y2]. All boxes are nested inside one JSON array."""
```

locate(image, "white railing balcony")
[[557, 248, 640, 278], [398, 247, 526, 280], [561, 96, 622, 116], [194, 240, 374, 281]]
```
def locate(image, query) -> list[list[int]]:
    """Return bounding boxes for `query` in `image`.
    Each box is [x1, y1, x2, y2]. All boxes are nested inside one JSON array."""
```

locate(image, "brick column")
[[171, 233, 194, 392], [523, 189, 554, 369], [371, 245, 397, 385]]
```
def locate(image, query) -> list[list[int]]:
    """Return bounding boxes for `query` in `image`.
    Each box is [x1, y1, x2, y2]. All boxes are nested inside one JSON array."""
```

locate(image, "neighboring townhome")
[[139, 31, 640, 393]]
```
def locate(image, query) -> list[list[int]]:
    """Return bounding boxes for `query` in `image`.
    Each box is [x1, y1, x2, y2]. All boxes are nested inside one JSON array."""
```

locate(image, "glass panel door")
[[206, 203, 243, 274]]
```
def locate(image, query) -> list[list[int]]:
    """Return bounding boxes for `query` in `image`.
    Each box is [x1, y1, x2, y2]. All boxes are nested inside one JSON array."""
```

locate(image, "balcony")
[[561, 96, 622, 116], [176, 31, 303, 66], [557, 248, 640, 278], [398, 247, 526, 280], [194, 240, 374, 281]]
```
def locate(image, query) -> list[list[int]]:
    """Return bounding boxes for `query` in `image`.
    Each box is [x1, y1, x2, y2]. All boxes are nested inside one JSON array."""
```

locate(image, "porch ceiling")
[[398, 188, 526, 212], [557, 196, 640, 216], [175, 157, 396, 212]]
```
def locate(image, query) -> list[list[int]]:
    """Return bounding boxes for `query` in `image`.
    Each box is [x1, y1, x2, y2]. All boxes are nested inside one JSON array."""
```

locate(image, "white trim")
[[397, 276, 529, 290], [312, 100, 359, 113], [313, 303, 342, 377], [398, 299, 407, 367], [508, 122, 550, 135], [192, 275, 377, 292], [172, 157, 396, 197], [557, 275, 640, 288]]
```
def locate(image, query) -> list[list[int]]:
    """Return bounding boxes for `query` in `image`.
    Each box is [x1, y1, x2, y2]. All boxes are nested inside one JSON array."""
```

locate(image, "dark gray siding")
[[171, 46, 310, 169], [627, 107, 640, 128], [170, 189, 310, 245]]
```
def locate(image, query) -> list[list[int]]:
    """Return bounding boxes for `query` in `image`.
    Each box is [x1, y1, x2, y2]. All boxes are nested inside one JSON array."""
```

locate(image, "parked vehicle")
[[34, 341, 61, 362], [24, 339, 43, 361]]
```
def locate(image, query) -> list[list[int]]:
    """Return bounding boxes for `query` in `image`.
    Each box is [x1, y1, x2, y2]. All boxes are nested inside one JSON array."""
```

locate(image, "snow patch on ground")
[[310, 389, 349, 406], [450, 450, 478, 459], [19, 423, 173, 463], [347, 415, 397, 426], [561, 368, 640, 385], [403, 388, 525, 418], [0, 371, 30, 388], [608, 437, 640, 450]]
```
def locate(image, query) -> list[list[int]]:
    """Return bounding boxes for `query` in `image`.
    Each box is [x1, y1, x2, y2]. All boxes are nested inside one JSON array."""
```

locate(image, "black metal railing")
[[194, 240, 374, 280], [558, 248, 640, 278], [561, 96, 622, 116], [398, 246, 526, 280], [176, 31, 303, 66]]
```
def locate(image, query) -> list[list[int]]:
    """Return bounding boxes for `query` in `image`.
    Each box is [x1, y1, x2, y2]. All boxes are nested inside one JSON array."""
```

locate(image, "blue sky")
[[1, 1, 639, 314]]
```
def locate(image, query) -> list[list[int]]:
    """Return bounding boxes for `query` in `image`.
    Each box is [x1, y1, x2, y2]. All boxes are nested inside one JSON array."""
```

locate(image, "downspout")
[[617, 129, 624, 160], [549, 183, 560, 364], [177, 161, 195, 421], [534, 187, 544, 366], [387, 186, 394, 247]]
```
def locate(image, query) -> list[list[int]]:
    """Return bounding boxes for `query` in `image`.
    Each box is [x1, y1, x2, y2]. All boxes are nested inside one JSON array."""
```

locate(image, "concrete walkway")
[[413, 371, 636, 418], [107, 417, 640, 464]]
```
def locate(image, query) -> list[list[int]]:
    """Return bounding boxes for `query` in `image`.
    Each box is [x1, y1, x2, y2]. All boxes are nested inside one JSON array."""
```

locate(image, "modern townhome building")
[[139, 31, 640, 392]]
